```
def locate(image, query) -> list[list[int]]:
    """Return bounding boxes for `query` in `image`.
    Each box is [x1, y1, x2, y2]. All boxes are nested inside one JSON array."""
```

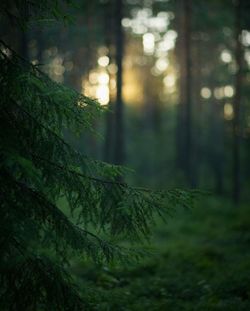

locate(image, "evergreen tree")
[[0, 1, 195, 309]]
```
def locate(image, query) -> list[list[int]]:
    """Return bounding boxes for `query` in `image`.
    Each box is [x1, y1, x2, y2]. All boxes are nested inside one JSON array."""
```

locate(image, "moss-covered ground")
[[74, 198, 250, 310]]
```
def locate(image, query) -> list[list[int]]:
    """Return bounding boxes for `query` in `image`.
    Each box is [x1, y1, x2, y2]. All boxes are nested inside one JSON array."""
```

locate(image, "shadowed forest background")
[[1, 0, 250, 310], [2, 0, 250, 197]]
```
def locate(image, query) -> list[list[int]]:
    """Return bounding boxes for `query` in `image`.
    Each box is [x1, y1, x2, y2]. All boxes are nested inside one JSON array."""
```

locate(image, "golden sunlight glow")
[[201, 87, 212, 99], [98, 46, 109, 56], [242, 30, 250, 47], [164, 30, 177, 41], [98, 72, 109, 85], [82, 68, 110, 106], [221, 50, 232, 63], [151, 66, 161, 76], [214, 87, 224, 100], [224, 103, 234, 120], [224, 85, 234, 97], [107, 63, 118, 74], [163, 74, 175, 88], [143, 33, 155, 55], [82, 17, 178, 108], [110, 78, 116, 90], [122, 9, 170, 35], [122, 18, 132, 28], [158, 41, 172, 53], [98, 55, 109, 67], [123, 67, 143, 105], [155, 58, 169, 72], [96, 85, 109, 105], [89, 71, 99, 84], [54, 66, 65, 76]]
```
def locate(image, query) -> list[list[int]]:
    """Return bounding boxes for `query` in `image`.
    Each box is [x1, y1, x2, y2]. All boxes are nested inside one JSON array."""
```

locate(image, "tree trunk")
[[103, 1, 114, 163], [233, 0, 243, 204], [175, 0, 185, 172], [113, 0, 125, 165], [211, 92, 224, 195], [192, 36, 202, 188], [183, 0, 193, 186], [176, 0, 193, 186]]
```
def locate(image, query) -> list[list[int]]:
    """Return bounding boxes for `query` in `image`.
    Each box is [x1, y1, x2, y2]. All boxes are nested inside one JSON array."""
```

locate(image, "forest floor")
[[74, 198, 250, 311]]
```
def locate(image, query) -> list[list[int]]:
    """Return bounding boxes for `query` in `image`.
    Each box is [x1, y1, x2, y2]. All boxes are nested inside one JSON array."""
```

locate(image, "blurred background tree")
[[11, 0, 249, 202]]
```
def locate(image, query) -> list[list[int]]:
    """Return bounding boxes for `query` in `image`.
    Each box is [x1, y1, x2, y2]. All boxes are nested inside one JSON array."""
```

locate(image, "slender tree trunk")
[[233, 0, 243, 204], [184, 0, 192, 186], [192, 36, 202, 188], [103, 2, 114, 163], [211, 89, 224, 195], [205, 43, 225, 195], [175, 0, 185, 172], [175, 0, 193, 186], [113, 0, 125, 165]]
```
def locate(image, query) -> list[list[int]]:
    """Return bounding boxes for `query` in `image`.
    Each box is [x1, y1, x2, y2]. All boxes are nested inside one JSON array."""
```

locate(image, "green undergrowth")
[[71, 197, 250, 310]]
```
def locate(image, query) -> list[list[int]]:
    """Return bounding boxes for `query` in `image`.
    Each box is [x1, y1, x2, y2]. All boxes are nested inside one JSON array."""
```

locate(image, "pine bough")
[[0, 41, 196, 310]]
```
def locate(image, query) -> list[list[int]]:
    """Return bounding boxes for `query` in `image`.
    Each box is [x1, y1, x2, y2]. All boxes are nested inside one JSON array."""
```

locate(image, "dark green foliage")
[[0, 36, 195, 311], [0, 0, 75, 27]]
